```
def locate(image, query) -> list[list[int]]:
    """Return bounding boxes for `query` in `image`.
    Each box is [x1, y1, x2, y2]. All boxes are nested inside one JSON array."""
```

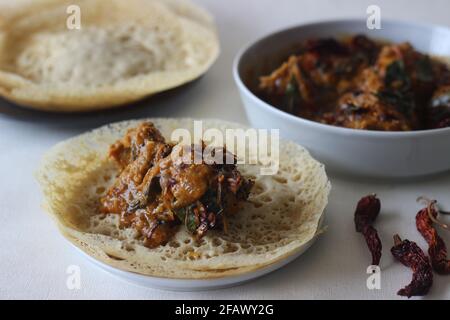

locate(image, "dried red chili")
[[391, 234, 433, 298], [416, 198, 450, 274], [354, 194, 382, 265]]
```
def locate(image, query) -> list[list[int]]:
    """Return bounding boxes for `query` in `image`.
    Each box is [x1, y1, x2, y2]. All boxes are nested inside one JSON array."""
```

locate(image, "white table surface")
[[1, 0, 450, 300]]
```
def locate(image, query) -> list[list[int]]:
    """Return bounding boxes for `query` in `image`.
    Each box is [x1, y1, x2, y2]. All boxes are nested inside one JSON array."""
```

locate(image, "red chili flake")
[[354, 194, 382, 265], [391, 234, 433, 298], [416, 198, 450, 274]]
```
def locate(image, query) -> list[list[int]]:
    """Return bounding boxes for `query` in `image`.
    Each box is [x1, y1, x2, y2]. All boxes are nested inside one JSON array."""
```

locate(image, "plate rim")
[[68, 235, 318, 291]]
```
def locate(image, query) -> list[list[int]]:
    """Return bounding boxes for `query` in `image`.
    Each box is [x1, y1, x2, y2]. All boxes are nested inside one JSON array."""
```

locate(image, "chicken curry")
[[100, 122, 254, 248], [258, 35, 450, 131]]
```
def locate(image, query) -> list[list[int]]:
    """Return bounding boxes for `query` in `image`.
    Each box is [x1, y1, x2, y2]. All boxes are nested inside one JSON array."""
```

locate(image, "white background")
[[1, 0, 450, 299]]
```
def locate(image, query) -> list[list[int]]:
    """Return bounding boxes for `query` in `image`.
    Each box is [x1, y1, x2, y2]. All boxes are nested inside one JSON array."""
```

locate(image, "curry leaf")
[[385, 60, 411, 90], [175, 205, 198, 234], [415, 56, 434, 82], [376, 90, 415, 116], [284, 76, 300, 113]]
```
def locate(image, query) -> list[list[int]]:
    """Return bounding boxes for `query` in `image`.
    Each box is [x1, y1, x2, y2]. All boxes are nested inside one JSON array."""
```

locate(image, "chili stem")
[[417, 196, 450, 231], [393, 234, 402, 246]]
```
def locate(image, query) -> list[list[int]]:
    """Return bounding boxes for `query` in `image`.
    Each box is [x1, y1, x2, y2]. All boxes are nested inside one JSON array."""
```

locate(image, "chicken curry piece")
[[258, 35, 450, 131], [100, 122, 254, 248]]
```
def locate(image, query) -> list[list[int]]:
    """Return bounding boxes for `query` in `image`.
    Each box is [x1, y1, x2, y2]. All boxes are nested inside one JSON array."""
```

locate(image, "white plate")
[[70, 237, 316, 291]]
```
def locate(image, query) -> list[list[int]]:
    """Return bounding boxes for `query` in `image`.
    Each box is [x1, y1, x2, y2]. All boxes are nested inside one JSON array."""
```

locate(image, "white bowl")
[[233, 19, 450, 178]]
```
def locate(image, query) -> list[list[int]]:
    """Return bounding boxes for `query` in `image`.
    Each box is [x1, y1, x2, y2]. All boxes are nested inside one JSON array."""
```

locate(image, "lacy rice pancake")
[[36, 119, 330, 279], [0, 0, 219, 111]]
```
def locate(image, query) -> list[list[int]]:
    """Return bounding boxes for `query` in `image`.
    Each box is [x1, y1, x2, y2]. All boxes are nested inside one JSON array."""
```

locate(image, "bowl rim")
[[233, 18, 450, 138]]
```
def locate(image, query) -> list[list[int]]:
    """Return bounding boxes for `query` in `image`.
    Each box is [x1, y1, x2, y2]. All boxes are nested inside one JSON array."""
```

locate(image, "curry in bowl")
[[258, 35, 450, 131]]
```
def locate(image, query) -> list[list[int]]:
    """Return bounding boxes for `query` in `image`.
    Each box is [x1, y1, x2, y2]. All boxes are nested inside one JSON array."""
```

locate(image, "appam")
[[0, 0, 219, 111], [36, 118, 331, 279]]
